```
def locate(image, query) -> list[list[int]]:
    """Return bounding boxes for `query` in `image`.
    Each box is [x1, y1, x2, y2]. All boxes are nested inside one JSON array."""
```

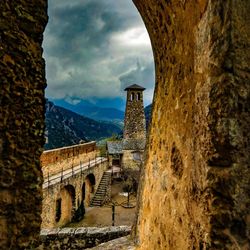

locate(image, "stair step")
[[90, 172, 111, 207]]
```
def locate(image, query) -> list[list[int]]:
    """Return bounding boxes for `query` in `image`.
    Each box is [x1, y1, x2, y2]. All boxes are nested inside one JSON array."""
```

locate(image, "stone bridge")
[[40, 142, 109, 229]]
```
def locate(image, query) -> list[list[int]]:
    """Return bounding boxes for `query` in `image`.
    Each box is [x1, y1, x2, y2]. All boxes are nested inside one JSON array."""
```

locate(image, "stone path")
[[42, 157, 107, 189]]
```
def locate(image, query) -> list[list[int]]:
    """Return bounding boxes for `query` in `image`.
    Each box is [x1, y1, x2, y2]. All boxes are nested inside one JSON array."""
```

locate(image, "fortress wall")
[[41, 142, 99, 177]]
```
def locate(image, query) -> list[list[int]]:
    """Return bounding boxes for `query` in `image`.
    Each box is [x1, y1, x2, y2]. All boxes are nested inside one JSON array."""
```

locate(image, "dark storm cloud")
[[43, 0, 154, 105]]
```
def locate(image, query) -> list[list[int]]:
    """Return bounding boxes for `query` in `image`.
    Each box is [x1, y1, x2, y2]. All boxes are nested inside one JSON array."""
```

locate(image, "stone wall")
[[0, 1, 48, 249], [41, 142, 98, 177], [133, 0, 250, 249], [38, 226, 131, 249], [122, 150, 143, 171]]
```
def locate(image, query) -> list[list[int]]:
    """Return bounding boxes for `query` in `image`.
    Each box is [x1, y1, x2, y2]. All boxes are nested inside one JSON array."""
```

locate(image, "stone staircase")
[[90, 171, 111, 206]]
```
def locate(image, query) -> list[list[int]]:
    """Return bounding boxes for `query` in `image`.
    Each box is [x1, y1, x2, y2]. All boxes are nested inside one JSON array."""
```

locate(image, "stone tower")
[[122, 84, 146, 169], [123, 84, 146, 141]]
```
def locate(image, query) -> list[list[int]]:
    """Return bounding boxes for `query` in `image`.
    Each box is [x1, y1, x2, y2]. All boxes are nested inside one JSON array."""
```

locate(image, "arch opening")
[[84, 174, 96, 207], [73, 183, 86, 222], [55, 184, 76, 226]]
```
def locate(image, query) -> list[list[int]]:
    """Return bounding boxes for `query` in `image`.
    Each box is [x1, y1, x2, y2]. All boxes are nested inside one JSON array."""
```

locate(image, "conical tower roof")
[[124, 84, 146, 91]]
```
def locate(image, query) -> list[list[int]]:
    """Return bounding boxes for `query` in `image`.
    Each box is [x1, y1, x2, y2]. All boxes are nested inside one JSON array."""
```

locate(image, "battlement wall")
[[40, 142, 99, 177]]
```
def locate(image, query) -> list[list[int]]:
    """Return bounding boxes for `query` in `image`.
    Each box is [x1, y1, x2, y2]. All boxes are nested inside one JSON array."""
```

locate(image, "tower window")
[[130, 93, 135, 101], [137, 93, 141, 101]]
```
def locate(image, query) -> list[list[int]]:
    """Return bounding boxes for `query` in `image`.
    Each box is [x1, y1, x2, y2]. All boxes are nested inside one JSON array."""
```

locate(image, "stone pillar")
[[133, 0, 250, 249], [0, 1, 48, 248]]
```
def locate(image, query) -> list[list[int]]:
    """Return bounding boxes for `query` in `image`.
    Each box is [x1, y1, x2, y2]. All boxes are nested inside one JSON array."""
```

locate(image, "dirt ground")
[[68, 180, 137, 227]]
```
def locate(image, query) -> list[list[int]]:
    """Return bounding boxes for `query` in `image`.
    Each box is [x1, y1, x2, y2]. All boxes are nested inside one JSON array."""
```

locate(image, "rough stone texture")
[[88, 236, 135, 250], [122, 150, 143, 171], [38, 226, 131, 249], [133, 0, 250, 249], [0, 1, 249, 249], [123, 87, 146, 142], [0, 1, 48, 249], [41, 142, 98, 177], [122, 85, 146, 170]]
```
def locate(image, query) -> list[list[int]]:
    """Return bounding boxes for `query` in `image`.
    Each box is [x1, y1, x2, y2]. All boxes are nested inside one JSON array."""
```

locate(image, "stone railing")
[[42, 157, 107, 189], [38, 226, 131, 249]]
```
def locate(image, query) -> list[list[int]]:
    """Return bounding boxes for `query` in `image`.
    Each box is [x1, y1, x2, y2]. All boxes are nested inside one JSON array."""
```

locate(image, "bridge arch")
[[84, 174, 96, 207], [56, 184, 76, 226]]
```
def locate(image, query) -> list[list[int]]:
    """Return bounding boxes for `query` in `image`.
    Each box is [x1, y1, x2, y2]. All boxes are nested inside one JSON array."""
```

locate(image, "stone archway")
[[84, 174, 96, 207], [0, 1, 249, 249], [56, 185, 76, 226]]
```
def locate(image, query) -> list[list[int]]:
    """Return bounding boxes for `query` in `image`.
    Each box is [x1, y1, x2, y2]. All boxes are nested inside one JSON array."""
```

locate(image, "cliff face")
[[134, 0, 250, 249], [45, 100, 122, 150]]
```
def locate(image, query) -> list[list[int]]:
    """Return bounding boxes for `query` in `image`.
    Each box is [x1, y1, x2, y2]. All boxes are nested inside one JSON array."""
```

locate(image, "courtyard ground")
[[67, 180, 137, 227]]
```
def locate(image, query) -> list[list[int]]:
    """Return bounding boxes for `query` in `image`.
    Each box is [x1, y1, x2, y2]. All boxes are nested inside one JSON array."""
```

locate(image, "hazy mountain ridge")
[[44, 100, 122, 150], [52, 99, 125, 121]]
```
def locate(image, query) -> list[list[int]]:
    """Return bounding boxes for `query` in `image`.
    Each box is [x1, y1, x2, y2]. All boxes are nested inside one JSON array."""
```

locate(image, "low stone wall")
[[41, 142, 98, 177], [38, 226, 131, 249]]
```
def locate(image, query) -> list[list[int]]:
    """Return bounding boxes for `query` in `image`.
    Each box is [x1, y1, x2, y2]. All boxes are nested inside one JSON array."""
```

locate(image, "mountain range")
[[52, 99, 125, 121], [144, 103, 152, 129], [44, 99, 152, 150], [44, 100, 122, 150]]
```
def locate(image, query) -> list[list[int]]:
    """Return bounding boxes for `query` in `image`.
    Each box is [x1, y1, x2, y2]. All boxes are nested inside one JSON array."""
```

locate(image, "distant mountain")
[[52, 99, 125, 121], [144, 104, 152, 130], [44, 100, 122, 150]]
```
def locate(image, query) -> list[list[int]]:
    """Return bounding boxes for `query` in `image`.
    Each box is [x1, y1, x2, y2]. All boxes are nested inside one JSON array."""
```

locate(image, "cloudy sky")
[[43, 0, 155, 110]]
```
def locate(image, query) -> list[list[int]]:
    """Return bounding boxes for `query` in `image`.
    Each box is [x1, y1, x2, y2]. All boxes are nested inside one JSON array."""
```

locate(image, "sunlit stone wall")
[[134, 0, 250, 249]]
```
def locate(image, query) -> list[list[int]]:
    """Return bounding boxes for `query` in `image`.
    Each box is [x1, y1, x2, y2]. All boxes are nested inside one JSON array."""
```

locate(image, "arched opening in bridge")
[[85, 174, 96, 207], [82, 182, 85, 201], [55, 198, 62, 222], [56, 185, 76, 226], [72, 182, 86, 222]]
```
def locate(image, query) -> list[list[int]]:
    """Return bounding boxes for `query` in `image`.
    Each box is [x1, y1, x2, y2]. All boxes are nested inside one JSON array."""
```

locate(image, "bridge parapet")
[[41, 142, 98, 177], [43, 157, 106, 189]]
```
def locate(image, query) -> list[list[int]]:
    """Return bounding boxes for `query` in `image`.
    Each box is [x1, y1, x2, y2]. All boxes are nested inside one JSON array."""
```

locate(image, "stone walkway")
[[43, 157, 107, 189]]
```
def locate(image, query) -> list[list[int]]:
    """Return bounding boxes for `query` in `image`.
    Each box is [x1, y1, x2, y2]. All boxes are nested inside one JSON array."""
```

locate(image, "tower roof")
[[124, 84, 146, 91]]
